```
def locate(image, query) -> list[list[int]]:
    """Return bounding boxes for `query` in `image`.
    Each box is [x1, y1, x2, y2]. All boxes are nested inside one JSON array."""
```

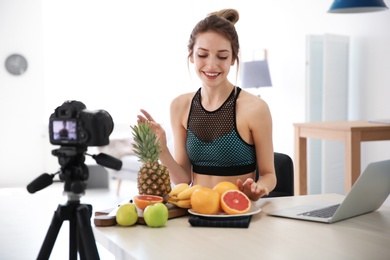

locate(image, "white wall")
[[0, 0, 45, 186], [1, 0, 390, 190]]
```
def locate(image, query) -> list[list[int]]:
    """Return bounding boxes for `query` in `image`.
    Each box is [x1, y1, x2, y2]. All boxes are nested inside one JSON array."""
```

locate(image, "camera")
[[28, 100, 119, 259], [27, 100, 121, 195], [49, 100, 113, 147]]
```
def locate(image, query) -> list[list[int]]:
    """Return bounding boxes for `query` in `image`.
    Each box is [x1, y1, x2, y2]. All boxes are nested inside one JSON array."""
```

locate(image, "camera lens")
[[100, 110, 114, 136]]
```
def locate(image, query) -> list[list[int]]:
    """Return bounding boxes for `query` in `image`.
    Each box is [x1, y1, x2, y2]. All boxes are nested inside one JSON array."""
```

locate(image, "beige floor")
[[0, 178, 137, 260]]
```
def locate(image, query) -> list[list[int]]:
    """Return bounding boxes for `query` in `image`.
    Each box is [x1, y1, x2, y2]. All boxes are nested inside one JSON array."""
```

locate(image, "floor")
[[0, 177, 137, 260]]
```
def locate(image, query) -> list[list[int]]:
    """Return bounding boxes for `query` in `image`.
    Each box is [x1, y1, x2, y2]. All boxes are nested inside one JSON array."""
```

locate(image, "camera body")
[[49, 100, 113, 147]]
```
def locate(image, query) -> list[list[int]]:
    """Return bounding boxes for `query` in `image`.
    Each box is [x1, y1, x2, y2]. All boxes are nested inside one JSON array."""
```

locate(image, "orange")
[[220, 190, 251, 215], [133, 195, 163, 210], [190, 187, 220, 215], [212, 181, 239, 197]]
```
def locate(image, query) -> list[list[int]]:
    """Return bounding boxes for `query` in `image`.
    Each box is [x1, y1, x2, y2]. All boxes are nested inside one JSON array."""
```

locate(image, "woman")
[[138, 9, 276, 201]]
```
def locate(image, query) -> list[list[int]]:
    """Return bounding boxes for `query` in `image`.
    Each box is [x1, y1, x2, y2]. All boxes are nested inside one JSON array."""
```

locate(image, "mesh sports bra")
[[186, 87, 256, 176]]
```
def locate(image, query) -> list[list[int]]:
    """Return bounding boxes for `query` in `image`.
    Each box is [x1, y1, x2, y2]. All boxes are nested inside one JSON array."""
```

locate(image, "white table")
[[93, 194, 390, 260]]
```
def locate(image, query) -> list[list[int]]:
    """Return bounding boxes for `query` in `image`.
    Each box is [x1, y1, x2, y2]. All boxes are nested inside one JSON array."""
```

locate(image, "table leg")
[[344, 131, 361, 194], [116, 179, 122, 195], [294, 127, 307, 195]]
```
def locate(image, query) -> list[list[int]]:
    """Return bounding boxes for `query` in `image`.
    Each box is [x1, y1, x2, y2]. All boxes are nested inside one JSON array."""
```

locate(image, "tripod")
[[37, 193, 100, 260], [34, 147, 100, 260], [28, 145, 122, 259]]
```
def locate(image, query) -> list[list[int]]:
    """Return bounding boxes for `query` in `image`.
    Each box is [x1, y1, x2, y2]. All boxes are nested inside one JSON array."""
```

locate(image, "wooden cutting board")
[[94, 203, 188, 226]]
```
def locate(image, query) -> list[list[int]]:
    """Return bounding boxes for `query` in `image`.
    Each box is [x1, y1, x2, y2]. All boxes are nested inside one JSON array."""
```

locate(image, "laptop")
[[267, 160, 390, 223]]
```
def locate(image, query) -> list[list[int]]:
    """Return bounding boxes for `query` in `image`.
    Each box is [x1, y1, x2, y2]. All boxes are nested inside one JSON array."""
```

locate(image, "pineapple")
[[130, 121, 172, 196]]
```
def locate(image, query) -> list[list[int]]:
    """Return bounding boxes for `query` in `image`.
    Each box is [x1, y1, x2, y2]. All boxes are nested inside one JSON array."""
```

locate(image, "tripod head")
[[27, 146, 122, 196], [54, 146, 89, 194]]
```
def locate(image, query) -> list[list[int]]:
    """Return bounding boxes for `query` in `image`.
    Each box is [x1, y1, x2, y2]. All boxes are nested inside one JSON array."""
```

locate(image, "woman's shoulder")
[[238, 89, 269, 110], [170, 91, 197, 126], [171, 91, 197, 109], [237, 89, 272, 128]]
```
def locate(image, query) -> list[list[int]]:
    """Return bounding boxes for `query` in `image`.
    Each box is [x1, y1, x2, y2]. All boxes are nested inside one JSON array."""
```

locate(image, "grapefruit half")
[[221, 190, 251, 215], [133, 195, 163, 210]]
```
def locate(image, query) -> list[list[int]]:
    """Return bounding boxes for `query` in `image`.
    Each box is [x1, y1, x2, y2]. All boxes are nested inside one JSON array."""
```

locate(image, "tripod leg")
[[76, 204, 100, 260], [69, 215, 78, 260], [37, 205, 64, 260]]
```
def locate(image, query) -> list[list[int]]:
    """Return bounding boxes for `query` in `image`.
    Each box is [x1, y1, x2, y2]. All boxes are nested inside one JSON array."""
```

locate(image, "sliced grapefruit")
[[133, 195, 163, 210], [220, 190, 251, 215]]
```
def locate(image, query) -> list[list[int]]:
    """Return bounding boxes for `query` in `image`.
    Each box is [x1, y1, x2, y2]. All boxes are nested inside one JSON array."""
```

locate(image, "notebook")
[[267, 160, 390, 223]]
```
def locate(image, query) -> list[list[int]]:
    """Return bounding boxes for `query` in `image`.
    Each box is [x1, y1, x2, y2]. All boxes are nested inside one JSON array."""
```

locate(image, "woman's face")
[[190, 31, 235, 88]]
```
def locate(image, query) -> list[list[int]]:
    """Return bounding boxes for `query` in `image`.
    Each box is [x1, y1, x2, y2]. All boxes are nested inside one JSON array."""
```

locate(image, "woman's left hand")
[[237, 178, 269, 201]]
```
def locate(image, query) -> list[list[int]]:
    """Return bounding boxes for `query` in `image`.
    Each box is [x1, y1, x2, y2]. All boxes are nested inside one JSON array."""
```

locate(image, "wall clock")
[[5, 54, 28, 76]]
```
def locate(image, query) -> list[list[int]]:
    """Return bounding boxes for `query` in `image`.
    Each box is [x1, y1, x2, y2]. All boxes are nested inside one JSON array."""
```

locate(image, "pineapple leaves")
[[130, 121, 161, 163]]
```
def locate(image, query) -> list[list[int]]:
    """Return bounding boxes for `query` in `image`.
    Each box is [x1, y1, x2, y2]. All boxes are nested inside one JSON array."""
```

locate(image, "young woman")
[[138, 9, 276, 201]]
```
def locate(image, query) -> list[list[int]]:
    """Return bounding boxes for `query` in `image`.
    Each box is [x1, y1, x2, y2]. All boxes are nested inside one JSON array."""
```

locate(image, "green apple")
[[116, 203, 138, 226], [143, 202, 168, 227]]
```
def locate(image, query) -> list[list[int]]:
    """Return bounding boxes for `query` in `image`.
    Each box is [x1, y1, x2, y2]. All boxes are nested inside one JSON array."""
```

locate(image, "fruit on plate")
[[212, 181, 239, 197], [167, 198, 191, 209], [143, 202, 169, 227], [190, 187, 220, 215], [167, 184, 202, 209], [131, 122, 172, 196], [116, 203, 138, 226], [133, 195, 164, 210], [168, 183, 189, 196], [221, 190, 251, 215], [176, 184, 201, 200]]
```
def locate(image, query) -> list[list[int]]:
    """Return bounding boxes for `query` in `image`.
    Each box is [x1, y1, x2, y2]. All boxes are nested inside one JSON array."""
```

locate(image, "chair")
[[86, 165, 109, 189], [258, 152, 294, 197]]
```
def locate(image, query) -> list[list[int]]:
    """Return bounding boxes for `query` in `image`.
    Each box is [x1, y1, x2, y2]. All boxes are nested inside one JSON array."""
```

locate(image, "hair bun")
[[208, 9, 239, 25]]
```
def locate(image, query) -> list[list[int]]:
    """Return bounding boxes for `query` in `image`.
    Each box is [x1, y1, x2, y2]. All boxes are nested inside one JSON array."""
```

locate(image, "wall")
[[0, 0, 45, 187], [1, 0, 390, 190]]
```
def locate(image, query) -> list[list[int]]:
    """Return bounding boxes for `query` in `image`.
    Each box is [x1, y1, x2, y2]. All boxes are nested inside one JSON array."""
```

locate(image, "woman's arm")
[[236, 93, 276, 201], [165, 94, 193, 184], [137, 94, 193, 185]]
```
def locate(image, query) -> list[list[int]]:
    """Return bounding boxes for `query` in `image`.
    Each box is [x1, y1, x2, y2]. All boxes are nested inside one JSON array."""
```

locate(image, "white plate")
[[188, 204, 261, 218]]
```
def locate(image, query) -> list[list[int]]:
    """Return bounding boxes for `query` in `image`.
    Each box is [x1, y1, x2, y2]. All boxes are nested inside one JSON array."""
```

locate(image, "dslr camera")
[[29, 100, 118, 259], [49, 100, 113, 147]]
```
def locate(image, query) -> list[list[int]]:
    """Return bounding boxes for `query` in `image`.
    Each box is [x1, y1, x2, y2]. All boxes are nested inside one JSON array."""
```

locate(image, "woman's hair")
[[187, 9, 240, 66]]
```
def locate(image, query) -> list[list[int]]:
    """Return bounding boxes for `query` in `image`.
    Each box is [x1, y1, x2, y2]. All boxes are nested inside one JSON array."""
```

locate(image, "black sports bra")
[[186, 87, 256, 176]]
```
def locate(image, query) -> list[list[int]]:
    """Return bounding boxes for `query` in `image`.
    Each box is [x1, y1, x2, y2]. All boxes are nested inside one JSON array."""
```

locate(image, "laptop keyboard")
[[298, 204, 340, 218]]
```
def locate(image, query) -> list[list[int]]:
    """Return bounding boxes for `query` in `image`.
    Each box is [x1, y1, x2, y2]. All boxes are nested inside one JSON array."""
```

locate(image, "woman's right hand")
[[137, 109, 168, 151]]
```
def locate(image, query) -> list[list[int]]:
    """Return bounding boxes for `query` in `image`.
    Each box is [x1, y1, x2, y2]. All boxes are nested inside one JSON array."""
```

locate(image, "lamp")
[[241, 50, 272, 97], [328, 0, 388, 13]]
